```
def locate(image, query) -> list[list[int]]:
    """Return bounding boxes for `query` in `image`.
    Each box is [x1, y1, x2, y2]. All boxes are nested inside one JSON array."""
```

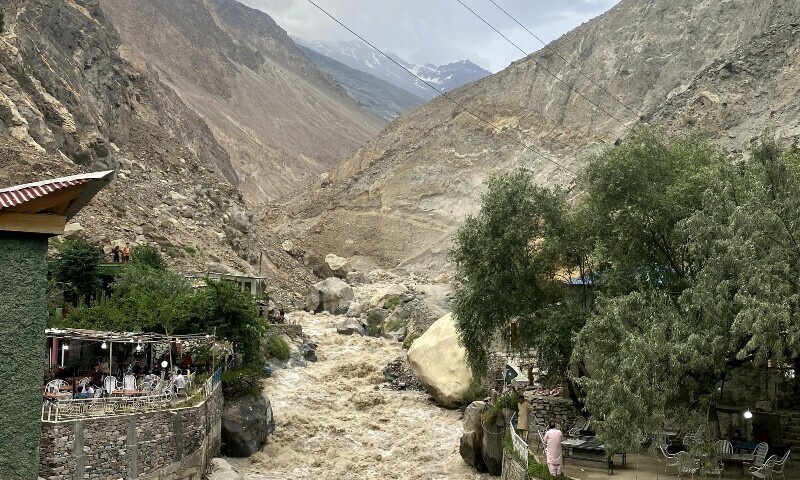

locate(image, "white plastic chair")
[[716, 439, 733, 455], [103, 376, 119, 396], [658, 445, 679, 474], [751, 442, 769, 468], [122, 374, 136, 391], [771, 449, 791, 480], [567, 416, 588, 436], [750, 455, 776, 479]]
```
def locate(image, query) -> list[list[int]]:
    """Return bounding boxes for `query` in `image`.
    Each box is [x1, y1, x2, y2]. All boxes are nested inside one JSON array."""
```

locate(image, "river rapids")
[[228, 310, 487, 479]]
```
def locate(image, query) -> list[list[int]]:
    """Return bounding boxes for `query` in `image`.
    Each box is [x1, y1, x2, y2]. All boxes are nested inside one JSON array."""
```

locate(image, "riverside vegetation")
[[451, 129, 800, 454]]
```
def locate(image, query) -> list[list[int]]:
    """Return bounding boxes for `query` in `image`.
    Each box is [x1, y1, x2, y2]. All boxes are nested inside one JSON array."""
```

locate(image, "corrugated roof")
[[0, 170, 114, 219], [0, 178, 89, 209]]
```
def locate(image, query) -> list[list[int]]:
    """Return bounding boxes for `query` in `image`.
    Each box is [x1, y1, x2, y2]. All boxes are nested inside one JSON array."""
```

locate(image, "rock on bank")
[[407, 313, 473, 408]]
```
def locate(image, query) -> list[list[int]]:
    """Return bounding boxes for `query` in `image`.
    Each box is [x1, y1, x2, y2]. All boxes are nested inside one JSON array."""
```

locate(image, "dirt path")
[[229, 310, 486, 480]]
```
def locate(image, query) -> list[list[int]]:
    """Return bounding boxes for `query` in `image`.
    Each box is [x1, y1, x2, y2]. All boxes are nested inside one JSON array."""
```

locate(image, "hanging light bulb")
[[136, 343, 142, 352], [101, 341, 108, 350], [161, 360, 168, 369], [744, 409, 753, 419], [63, 344, 69, 351]]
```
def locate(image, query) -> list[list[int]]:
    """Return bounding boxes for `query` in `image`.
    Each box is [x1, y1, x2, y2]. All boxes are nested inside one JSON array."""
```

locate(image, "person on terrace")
[[543, 421, 564, 476]]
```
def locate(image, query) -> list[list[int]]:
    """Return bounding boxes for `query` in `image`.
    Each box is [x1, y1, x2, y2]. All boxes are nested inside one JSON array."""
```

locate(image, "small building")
[[0, 171, 113, 479], [185, 271, 267, 297]]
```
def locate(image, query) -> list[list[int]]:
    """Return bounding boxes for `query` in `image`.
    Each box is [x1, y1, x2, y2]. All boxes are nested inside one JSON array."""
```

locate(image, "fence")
[[510, 414, 529, 468], [42, 367, 223, 422]]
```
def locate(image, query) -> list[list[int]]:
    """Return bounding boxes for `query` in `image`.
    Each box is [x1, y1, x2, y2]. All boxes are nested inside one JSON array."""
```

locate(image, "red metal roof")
[[0, 170, 114, 219], [0, 178, 89, 209]]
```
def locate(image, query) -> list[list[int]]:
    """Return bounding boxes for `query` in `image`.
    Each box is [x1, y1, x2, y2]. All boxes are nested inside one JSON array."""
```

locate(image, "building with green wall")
[[0, 171, 112, 479]]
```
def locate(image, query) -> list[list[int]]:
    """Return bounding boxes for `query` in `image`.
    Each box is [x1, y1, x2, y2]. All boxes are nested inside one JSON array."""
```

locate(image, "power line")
[[305, 0, 578, 175], [487, 0, 640, 119], [457, 0, 634, 133]]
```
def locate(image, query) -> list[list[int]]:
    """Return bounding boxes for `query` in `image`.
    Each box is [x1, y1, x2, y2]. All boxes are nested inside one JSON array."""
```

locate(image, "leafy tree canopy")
[[54, 239, 103, 305], [130, 244, 167, 270]]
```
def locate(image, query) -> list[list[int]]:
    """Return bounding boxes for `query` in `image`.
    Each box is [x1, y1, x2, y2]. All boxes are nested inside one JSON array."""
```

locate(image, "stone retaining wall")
[[39, 386, 222, 479], [526, 395, 579, 431], [265, 324, 303, 340], [501, 450, 527, 480]]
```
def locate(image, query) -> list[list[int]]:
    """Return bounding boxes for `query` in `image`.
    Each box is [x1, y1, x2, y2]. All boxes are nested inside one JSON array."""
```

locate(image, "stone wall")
[[265, 323, 302, 340], [500, 450, 527, 480], [40, 386, 223, 479], [525, 395, 579, 432], [0, 233, 49, 479]]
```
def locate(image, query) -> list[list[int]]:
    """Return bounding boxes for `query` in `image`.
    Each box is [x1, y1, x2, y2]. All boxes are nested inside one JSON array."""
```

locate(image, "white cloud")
[[240, 0, 619, 72]]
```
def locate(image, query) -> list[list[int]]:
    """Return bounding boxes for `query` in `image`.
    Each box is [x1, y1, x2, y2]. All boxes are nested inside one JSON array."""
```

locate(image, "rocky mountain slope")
[[295, 39, 491, 100], [298, 45, 424, 120], [0, 0, 317, 303], [99, 0, 386, 205], [277, 0, 800, 275]]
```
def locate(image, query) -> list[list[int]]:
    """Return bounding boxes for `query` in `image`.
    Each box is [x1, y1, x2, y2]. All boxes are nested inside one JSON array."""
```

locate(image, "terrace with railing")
[[42, 367, 222, 422]]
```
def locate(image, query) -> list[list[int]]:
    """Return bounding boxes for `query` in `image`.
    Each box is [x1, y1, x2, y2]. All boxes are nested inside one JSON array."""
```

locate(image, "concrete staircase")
[[780, 410, 800, 447]]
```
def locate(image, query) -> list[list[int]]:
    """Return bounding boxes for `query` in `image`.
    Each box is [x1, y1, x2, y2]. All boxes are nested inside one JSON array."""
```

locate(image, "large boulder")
[[407, 313, 473, 408], [481, 420, 504, 475], [460, 401, 487, 472], [337, 317, 366, 336], [314, 277, 354, 314], [303, 252, 335, 279], [346, 301, 367, 318], [325, 253, 353, 278], [345, 270, 369, 285], [221, 393, 275, 457]]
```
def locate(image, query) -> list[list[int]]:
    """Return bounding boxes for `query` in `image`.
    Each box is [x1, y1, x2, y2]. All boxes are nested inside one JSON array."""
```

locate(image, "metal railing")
[[41, 367, 223, 422], [510, 414, 530, 468]]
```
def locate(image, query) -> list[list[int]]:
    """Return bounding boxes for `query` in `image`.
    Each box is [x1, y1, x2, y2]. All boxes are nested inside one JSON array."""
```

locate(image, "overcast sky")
[[239, 0, 620, 72]]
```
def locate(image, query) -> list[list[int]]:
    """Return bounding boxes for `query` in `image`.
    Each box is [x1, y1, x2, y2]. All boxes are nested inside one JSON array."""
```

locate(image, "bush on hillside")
[[266, 335, 290, 361], [221, 368, 262, 399]]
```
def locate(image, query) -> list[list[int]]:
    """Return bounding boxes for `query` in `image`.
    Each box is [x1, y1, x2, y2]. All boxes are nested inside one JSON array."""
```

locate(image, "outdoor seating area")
[[42, 328, 227, 421]]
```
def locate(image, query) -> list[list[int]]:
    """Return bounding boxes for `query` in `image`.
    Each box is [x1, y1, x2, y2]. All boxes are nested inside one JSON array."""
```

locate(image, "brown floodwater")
[[228, 310, 487, 479]]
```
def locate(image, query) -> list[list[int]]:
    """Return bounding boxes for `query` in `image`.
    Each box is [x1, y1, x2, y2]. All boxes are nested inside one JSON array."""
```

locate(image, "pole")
[[109, 341, 113, 378]]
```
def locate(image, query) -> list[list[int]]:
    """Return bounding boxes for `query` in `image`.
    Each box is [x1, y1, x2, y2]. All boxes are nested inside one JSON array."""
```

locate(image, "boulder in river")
[[337, 317, 366, 336], [407, 313, 473, 408], [221, 392, 275, 457], [312, 277, 354, 314], [459, 401, 487, 472], [369, 283, 409, 308], [481, 420, 504, 475]]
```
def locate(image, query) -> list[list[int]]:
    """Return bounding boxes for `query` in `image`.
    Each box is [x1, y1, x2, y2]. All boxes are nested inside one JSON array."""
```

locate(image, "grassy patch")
[[366, 310, 385, 336], [402, 332, 420, 349], [221, 368, 262, 399], [266, 335, 291, 360], [385, 296, 402, 311], [182, 245, 197, 255]]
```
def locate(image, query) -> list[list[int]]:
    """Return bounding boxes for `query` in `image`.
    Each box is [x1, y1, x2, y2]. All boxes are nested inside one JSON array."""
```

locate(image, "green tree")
[[573, 135, 800, 451], [450, 169, 581, 379], [189, 280, 265, 368], [130, 244, 167, 270], [111, 265, 192, 333], [582, 128, 719, 293], [54, 239, 103, 305]]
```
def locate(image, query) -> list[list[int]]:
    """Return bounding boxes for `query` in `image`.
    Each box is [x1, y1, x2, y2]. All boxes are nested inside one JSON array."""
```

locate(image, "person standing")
[[121, 242, 131, 262], [112, 245, 121, 263], [543, 422, 564, 476], [516, 395, 532, 441]]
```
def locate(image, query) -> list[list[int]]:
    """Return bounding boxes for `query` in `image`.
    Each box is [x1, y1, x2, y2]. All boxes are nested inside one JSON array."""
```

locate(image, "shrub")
[[385, 296, 402, 311], [366, 310, 385, 336], [266, 335, 291, 360], [221, 368, 262, 399], [130, 244, 167, 270], [402, 332, 420, 349], [54, 239, 103, 305]]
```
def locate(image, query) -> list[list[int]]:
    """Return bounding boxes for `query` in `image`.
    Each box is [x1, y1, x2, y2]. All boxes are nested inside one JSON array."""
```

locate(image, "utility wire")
[[487, 0, 640, 119], [457, 0, 634, 133], [305, 0, 578, 175]]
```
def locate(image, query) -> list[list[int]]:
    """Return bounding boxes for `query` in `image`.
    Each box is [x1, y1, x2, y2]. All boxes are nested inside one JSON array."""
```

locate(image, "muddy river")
[[229, 310, 486, 480]]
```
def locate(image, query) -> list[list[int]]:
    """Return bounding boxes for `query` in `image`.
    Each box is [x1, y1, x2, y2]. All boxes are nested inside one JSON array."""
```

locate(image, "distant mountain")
[[298, 45, 425, 120], [99, 0, 386, 205], [294, 38, 491, 100]]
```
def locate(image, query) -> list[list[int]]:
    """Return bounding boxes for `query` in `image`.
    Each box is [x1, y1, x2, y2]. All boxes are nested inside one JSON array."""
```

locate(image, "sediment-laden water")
[[229, 310, 486, 480]]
